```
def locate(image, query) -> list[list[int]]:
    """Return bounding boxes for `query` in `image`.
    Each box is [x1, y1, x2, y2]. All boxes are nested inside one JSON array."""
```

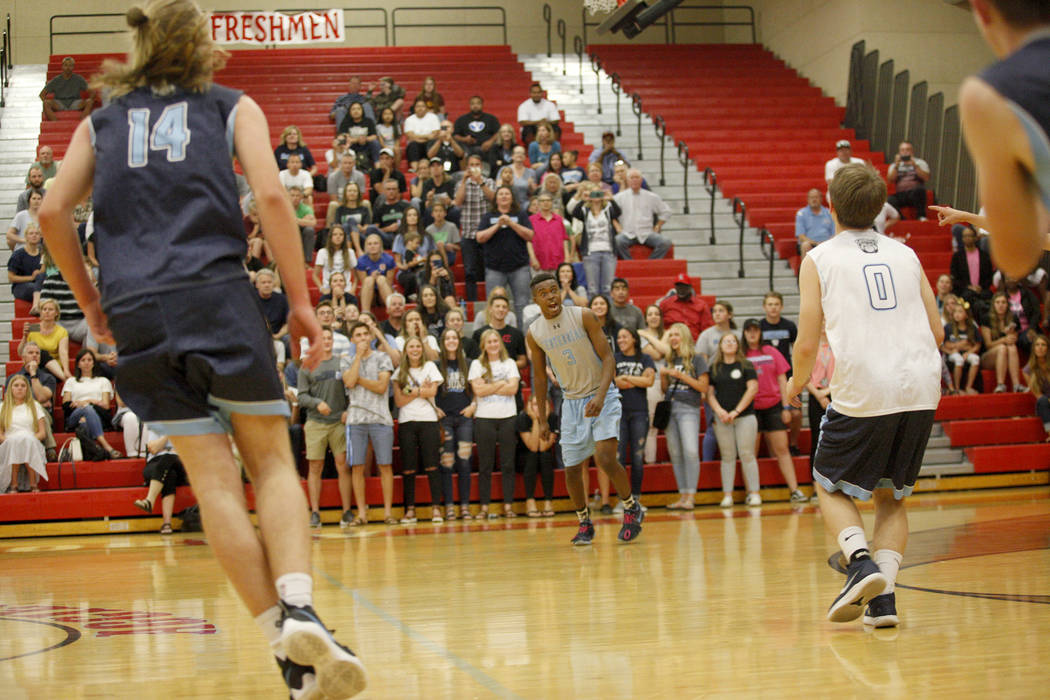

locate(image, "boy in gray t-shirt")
[[343, 321, 397, 523]]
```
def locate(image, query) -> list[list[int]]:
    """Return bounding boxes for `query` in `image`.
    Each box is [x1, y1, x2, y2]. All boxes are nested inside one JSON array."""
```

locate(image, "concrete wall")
[[745, 0, 995, 108]]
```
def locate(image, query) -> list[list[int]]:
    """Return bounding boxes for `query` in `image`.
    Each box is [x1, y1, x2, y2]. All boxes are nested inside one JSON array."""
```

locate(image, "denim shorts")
[[347, 422, 394, 466]]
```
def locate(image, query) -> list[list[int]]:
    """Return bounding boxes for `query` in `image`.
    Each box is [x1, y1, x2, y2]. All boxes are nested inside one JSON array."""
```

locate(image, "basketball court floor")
[[2, 486, 1047, 698]]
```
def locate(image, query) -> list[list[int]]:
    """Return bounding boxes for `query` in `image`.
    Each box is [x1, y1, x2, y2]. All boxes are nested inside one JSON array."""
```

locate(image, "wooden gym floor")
[[1, 486, 1047, 698]]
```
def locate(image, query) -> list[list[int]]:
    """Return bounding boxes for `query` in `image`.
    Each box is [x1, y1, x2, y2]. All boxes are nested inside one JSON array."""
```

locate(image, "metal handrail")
[[609, 72, 622, 136], [543, 3, 552, 57], [758, 228, 776, 291], [574, 36, 585, 94], [557, 19, 567, 75], [5, 13, 11, 69], [392, 6, 505, 45], [654, 116, 667, 186], [631, 92, 643, 160], [1, 35, 6, 107], [676, 140, 691, 214], [590, 54, 603, 114], [702, 168, 718, 244], [731, 198, 747, 278]]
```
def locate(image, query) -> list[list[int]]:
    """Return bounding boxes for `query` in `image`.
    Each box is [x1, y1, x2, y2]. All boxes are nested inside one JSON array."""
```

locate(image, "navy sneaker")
[[571, 519, 595, 546], [863, 592, 900, 628], [617, 503, 644, 542], [280, 604, 367, 699], [276, 655, 321, 700], [827, 557, 888, 623]]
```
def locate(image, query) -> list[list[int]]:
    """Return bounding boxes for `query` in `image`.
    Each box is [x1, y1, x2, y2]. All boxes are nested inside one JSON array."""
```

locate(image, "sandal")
[[400, 510, 417, 524], [542, 509, 556, 517], [526, 509, 541, 518], [159, 523, 173, 535], [431, 508, 444, 523], [478, 507, 490, 519], [460, 508, 473, 520], [383, 517, 399, 525], [445, 507, 457, 521], [350, 517, 368, 527], [134, 498, 154, 513], [503, 505, 517, 518], [107, 449, 123, 459]]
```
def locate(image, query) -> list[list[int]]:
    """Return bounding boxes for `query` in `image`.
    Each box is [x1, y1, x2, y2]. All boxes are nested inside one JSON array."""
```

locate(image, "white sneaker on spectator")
[[719, 494, 733, 508]]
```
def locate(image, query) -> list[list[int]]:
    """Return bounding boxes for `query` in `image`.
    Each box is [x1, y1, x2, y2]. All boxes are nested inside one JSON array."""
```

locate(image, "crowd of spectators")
[[13, 70, 1047, 523]]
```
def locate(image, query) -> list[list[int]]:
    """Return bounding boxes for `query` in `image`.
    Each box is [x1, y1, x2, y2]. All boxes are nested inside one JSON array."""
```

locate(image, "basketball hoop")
[[583, 0, 621, 16]]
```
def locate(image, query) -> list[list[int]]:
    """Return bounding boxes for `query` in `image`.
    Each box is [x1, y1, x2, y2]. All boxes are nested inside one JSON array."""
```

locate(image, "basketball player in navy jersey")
[[37, 2, 365, 698], [786, 164, 944, 628], [951, 0, 1050, 277], [526, 272, 644, 545]]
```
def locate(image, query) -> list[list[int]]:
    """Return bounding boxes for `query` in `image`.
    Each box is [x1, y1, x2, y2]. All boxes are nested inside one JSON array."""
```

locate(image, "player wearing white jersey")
[[527, 272, 643, 545], [787, 164, 945, 629]]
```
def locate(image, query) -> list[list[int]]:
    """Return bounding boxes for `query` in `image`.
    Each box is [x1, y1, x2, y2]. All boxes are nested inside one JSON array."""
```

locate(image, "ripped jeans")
[[617, 410, 649, 497]]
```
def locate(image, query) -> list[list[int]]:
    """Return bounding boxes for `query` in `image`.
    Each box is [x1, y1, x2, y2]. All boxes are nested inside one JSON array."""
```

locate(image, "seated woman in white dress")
[[0, 374, 48, 493]]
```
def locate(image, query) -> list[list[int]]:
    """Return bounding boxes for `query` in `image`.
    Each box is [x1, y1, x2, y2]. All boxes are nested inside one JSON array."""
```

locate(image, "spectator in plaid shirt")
[[454, 153, 496, 301]]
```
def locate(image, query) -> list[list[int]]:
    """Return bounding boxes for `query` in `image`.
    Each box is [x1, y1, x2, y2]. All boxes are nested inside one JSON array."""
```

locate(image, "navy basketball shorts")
[[106, 277, 288, 436], [812, 406, 936, 501]]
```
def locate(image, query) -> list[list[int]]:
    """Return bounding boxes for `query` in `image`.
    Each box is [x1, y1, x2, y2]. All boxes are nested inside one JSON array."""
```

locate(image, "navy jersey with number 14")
[[807, 230, 940, 418], [88, 84, 247, 309]]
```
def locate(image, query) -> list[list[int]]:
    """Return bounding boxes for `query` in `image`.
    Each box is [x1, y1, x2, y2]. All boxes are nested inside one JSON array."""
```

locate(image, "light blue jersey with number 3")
[[529, 305, 605, 400], [807, 230, 941, 418]]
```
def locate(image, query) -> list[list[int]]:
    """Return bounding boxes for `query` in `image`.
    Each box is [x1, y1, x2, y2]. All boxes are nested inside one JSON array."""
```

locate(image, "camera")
[[589, 190, 604, 200], [432, 259, 443, 268], [900, 154, 911, 161]]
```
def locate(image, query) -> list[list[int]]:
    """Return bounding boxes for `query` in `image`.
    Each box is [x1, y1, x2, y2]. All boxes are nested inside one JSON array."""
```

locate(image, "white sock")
[[275, 573, 313, 608], [874, 549, 903, 594], [837, 526, 869, 562], [255, 605, 284, 658]]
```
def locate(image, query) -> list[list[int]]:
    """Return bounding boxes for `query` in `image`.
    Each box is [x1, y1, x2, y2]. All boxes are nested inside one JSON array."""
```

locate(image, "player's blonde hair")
[[93, 0, 227, 99]]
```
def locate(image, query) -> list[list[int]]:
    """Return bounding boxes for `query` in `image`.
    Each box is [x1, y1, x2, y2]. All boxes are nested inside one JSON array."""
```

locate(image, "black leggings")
[[475, 416, 516, 505], [142, 454, 188, 498], [399, 421, 442, 509], [523, 450, 554, 501]]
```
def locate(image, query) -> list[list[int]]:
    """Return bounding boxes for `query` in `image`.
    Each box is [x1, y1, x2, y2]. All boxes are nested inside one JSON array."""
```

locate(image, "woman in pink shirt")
[[742, 319, 806, 502], [527, 191, 570, 272], [805, 326, 835, 479]]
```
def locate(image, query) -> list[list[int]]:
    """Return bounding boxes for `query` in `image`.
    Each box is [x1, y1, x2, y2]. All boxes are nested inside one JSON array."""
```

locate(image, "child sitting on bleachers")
[[943, 303, 983, 395]]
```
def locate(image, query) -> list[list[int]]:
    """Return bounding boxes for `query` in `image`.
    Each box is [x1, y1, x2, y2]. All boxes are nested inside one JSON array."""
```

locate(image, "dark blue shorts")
[[812, 406, 935, 501], [106, 277, 287, 436]]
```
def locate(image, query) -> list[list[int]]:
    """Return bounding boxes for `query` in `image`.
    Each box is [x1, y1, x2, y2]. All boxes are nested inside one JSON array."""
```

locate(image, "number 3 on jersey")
[[863, 263, 897, 310], [127, 102, 191, 167]]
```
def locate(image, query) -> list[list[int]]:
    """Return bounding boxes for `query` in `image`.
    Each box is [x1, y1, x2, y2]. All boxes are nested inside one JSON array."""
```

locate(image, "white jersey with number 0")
[[807, 230, 941, 417]]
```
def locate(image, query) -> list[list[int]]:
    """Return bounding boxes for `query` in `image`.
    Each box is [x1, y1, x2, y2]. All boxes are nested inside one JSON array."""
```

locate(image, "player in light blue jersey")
[[526, 272, 643, 545]]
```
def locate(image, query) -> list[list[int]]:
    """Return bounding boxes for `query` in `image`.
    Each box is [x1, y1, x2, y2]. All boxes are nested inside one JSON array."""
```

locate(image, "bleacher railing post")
[[760, 229, 775, 291], [5, 14, 10, 69], [702, 168, 717, 244], [543, 4, 552, 57], [574, 36, 585, 94], [732, 198, 747, 278], [631, 92, 643, 160], [654, 116, 667, 186], [557, 20, 567, 75], [676, 140, 690, 215], [609, 72, 622, 136], [590, 54, 602, 114]]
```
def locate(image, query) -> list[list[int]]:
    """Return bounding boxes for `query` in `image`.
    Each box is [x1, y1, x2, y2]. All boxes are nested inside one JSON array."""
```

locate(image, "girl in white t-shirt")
[[393, 336, 445, 524], [312, 224, 357, 295], [62, 349, 122, 458], [0, 375, 48, 493], [469, 328, 520, 518]]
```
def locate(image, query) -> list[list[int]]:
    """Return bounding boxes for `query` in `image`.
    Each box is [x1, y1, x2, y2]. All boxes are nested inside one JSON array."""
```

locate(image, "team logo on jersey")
[[730, 368, 742, 379], [855, 238, 879, 254]]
